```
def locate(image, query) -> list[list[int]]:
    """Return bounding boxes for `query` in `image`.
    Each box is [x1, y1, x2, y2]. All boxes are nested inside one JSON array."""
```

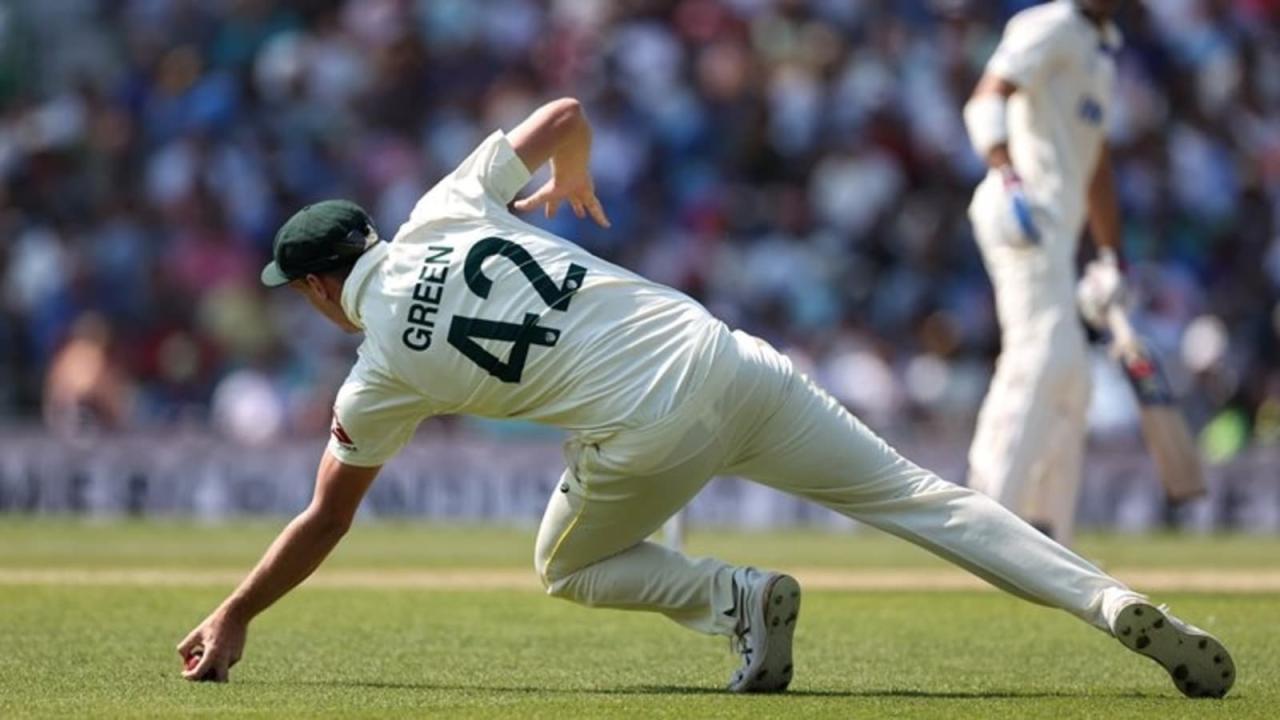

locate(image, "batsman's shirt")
[[978, 0, 1121, 235], [328, 131, 728, 466]]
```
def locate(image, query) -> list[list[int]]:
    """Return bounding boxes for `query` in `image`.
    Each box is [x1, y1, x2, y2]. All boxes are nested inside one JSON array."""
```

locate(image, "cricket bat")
[[1107, 306, 1207, 502]]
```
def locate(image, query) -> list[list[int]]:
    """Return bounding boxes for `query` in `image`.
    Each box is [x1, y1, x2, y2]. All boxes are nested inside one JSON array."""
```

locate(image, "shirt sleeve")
[[985, 9, 1072, 88], [447, 130, 533, 208], [327, 358, 430, 468], [406, 131, 532, 226]]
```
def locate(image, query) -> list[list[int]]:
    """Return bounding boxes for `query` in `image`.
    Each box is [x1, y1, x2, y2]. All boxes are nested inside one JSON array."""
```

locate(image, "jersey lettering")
[[463, 237, 587, 311], [448, 237, 587, 383], [402, 244, 454, 351]]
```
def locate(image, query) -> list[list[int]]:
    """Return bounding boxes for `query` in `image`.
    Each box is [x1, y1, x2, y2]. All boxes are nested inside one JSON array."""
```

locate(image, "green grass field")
[[1, 520, 1277, 718]]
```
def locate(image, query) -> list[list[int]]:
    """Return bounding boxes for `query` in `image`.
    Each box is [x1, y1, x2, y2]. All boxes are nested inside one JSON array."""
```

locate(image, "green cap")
[[261, 199, 378, 288]]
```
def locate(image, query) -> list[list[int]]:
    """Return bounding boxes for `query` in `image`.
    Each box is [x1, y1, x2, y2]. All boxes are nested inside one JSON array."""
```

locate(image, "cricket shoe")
[[1112, 601, 1235, 698], [726, 567, 801, 693]]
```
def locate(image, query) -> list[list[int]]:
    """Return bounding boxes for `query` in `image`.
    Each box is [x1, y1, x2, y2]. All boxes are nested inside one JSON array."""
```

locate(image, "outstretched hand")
[[513, 162, 611, 228], [177, 610, 247, 683]]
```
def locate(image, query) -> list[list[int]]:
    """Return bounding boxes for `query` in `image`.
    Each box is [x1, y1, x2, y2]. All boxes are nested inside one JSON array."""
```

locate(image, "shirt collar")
[[340, 241, 389, 331]]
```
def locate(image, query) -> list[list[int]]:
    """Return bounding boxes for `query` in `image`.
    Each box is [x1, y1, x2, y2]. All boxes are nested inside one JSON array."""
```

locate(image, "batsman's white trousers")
[[967, 175, 1092, 545], [534, 329, 1134, 637]]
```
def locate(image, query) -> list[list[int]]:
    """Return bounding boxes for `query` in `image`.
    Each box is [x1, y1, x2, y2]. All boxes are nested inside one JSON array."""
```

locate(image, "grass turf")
[[4, 519, 1280, 570], [0, 521, 1277, 718]]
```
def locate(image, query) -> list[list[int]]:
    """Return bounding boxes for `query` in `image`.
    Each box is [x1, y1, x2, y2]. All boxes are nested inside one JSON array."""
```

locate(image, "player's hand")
[[177, 609, 247, 683], [513, 160, 611, 228], [997, 166, 1041, 245], [1077, 248, 1125, 330]]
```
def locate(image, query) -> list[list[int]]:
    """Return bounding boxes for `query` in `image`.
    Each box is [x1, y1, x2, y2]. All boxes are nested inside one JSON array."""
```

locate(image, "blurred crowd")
[[1, 0, 1278, 459]]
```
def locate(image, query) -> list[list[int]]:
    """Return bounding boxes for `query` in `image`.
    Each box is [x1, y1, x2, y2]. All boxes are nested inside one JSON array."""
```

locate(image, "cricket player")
[[178, 97, 1233, 697], [964, 0, 1129, 545]]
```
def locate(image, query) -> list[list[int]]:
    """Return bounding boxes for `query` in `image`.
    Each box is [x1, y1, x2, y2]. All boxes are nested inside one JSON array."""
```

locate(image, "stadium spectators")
[[1, 0, 1277, 454]]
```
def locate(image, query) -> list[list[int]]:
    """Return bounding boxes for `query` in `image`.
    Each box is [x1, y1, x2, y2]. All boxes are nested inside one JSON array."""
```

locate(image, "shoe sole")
[[1113, 602, 1235, 698], [729, 573, 801, 693]]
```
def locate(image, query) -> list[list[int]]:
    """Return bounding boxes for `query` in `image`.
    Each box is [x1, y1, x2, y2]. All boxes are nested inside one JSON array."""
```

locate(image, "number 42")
[[447, 237, 587, 383]]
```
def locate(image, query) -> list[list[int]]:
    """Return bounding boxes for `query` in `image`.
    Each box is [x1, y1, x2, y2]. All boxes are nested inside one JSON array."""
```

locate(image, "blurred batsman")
[[964, 0, 1128, 545], [178, 97, 1232, 697]]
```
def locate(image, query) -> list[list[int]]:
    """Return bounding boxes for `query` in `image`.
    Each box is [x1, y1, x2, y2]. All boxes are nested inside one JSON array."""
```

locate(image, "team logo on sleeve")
[[331, 411, 357, 451]]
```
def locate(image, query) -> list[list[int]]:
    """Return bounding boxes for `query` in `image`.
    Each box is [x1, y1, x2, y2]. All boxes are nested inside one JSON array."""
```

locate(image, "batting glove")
[[1001, 166, 1040, 245], [1077, 248, 1126, 330]]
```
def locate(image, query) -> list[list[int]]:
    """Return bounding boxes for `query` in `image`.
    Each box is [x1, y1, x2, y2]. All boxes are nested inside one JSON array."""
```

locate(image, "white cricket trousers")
[[967, 175, 1092, 545], [534, 328, 1135, 638]]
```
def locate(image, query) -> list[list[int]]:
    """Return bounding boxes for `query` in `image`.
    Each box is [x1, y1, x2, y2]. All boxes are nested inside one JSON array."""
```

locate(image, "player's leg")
[[724, 331, 1134, 629], [966, 192, 1047, 517], [534, 355, 802, 692], [534, 368, 766, 638], [535, 449, 800, 693], [968, 204, 1086, 538], [533, 448, 736, 636], [1024, 356, 1092, 545], [722, 333, 1234, 697], [967, 339, 1053, 518]]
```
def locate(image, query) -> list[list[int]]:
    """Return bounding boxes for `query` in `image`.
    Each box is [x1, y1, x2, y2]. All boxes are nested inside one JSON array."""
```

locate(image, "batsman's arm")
[[1076, 146, 1125, 328], [177, 450, 380, 681], [964, 74, 1019, 172], [964, 75, 1039, 243], [1087, 145, 1122, 257]]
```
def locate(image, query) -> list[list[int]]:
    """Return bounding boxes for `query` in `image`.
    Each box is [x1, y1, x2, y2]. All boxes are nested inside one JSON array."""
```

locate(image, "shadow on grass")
[[257, 679, 1181, 701]]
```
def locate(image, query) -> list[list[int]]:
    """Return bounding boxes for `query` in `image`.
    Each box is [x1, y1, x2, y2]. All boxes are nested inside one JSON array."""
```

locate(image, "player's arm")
[[507, 98, 589, 173], [508, 98, 610, 227], [1087, 145, 1121, 256], [964, 74, 1019, 173], [964, 75, 1039, 243], [177, 450, 379, 682], [966, 8, 1066, 170], [1077, 144, 1125, 327]]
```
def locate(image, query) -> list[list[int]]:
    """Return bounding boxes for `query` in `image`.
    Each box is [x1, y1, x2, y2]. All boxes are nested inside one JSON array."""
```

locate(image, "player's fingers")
[[211, 656, 231, 683], [176, 629, 203, 657], [512, 196, 540, 214], [586, 196, 611, 228], [544, 198, 561, 219], [513, 185, 553, 213], [569, 198, 586, 219], [183, 645, 218, 681]]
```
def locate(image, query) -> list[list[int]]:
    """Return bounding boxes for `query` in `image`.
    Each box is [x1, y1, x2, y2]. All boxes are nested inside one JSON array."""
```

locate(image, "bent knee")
[[538, 561, 593, 604], [533, 548, 558, 589], [534, 545, 580, 591]]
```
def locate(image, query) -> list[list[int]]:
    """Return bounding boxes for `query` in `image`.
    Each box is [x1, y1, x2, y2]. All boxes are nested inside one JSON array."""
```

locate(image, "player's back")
[[331, 132, 728, 465]]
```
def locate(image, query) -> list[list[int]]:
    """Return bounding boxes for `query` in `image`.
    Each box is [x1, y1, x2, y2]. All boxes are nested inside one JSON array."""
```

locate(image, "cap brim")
[[260, 262, 292, 288]]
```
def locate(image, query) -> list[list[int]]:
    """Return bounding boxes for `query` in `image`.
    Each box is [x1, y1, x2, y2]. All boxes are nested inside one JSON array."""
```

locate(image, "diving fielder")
[[964, 0, 1128, 545], [178, 98, 1232, 697]]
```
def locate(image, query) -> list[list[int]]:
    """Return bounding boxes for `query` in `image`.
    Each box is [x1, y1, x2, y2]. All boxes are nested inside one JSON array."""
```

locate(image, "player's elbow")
[[548, 96, 583, 116], [545, 97, 586, 130], [969, 74, 1018, 104]]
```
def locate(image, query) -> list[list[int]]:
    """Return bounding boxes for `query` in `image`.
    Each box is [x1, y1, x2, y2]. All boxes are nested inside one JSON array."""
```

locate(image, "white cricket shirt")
[[327, 131, 728, 466], [981, 0, 1121, 234]]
